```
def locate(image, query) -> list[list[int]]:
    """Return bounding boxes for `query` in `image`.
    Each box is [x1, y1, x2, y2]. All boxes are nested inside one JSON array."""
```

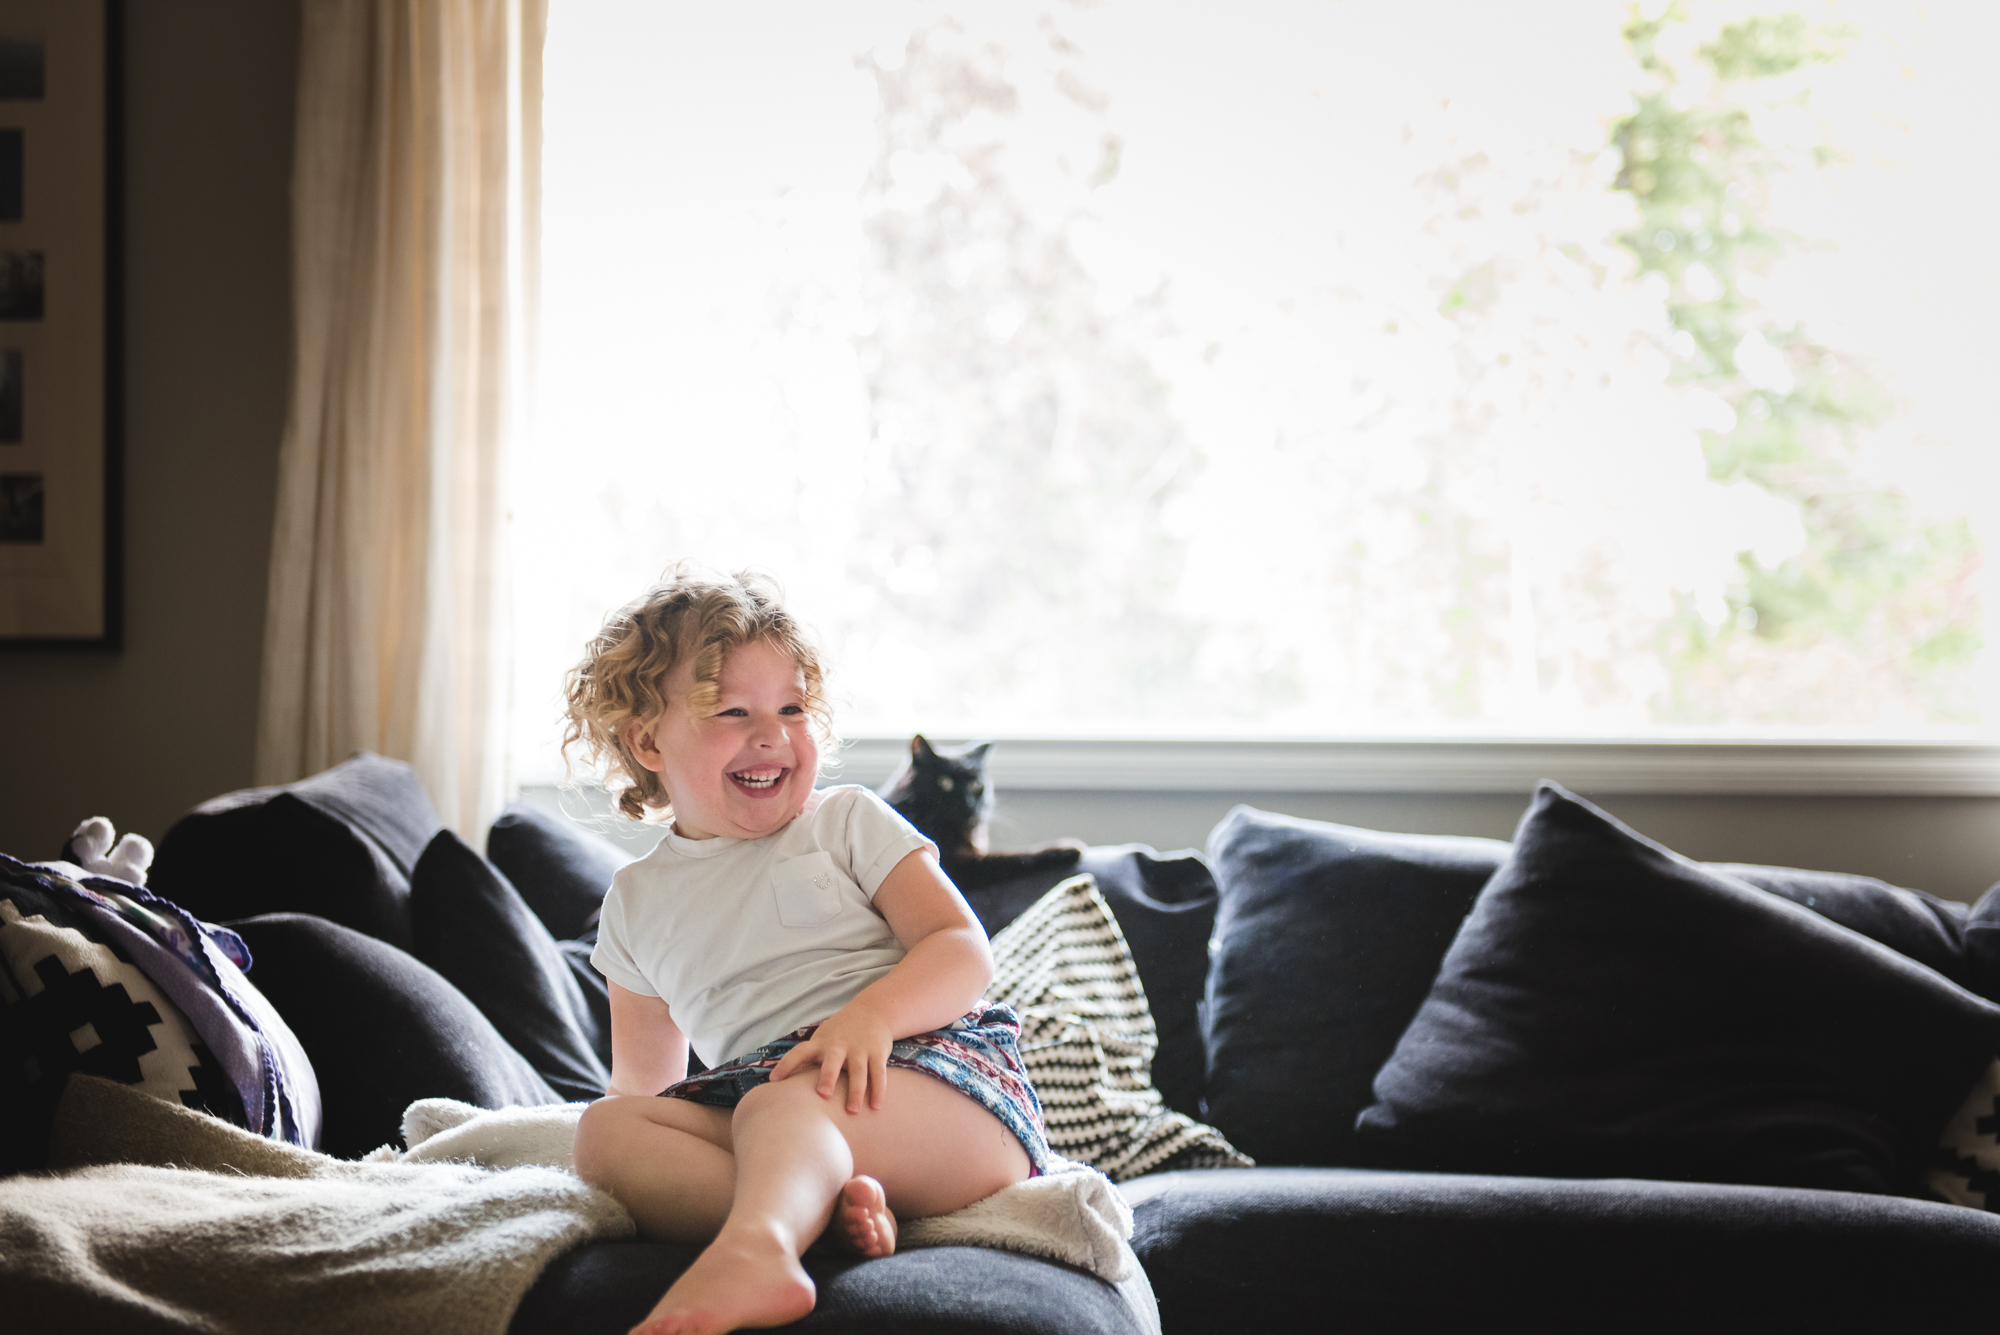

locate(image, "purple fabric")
[[16, 856, 320, 1148]]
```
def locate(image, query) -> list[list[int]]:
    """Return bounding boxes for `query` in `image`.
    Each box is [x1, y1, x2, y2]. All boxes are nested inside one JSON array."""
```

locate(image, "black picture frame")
[[0, 0, 121, 651]]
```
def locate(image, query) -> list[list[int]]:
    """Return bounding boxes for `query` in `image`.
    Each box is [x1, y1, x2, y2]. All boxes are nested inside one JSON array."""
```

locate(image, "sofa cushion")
[[962, 845, 1218, 1120], [485, 801, 632, 943], [409, 830, 609, 1102], [1356, 782, 2000, 1195], [227, 913, 560, 1159], [987, 875, 1248, 1180], [0, 856, 319, 1172], [149, 753, 443, 950], [511, 1241, 1147, 1335], [1124, 1166, 2000, 1333], [1201, 805, 1509, 1167]]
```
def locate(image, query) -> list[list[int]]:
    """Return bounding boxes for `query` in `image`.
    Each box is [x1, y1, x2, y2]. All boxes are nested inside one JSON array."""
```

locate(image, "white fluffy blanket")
[[13, 1081, 1155, 1335], [3, 1078, 634, 1335], [374, 1097, 1160, 1334]]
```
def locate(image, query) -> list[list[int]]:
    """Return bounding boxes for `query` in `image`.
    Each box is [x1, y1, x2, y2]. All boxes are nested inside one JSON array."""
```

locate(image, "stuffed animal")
[[62, 816, 155, 885]]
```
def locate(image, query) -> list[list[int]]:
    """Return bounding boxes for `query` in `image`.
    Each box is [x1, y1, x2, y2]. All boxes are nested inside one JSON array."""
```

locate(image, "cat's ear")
[[966, 742, 992, 764], [911, 734, 938, 762]]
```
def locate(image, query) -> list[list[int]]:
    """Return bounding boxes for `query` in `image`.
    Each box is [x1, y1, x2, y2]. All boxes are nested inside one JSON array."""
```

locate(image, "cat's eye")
[[939, 776, 955, 791]]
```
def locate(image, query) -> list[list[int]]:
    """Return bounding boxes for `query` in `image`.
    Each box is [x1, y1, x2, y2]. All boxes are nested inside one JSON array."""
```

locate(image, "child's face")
[[629, 637, 820, 841]]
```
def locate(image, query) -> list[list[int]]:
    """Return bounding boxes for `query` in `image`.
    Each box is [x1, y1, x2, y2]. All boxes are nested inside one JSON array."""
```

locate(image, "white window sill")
[[822, 737, 2000, 798]]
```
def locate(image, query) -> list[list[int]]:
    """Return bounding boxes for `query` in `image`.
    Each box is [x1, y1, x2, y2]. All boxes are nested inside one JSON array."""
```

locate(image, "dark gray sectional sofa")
[[25, 753, 2000, 1332]]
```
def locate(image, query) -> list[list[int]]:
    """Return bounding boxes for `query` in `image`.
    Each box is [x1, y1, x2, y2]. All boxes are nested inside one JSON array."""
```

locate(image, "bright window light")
[[514, 0, 2000, 778]]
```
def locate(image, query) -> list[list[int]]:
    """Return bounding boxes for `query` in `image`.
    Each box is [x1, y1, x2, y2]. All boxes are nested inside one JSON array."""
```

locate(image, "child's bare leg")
[[632, 1073, 854, 1335], [634, 1067, 1034, 1334], [572, 1095, 737, 1243], [836, 1067, 1033, 1219], [631, 1068, 1033, 1335]]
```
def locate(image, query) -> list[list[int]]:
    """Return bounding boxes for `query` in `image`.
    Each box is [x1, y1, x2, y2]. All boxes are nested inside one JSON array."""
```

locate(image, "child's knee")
[[572, 1096, 633, 1184], [733, 1070, 835, 1127]]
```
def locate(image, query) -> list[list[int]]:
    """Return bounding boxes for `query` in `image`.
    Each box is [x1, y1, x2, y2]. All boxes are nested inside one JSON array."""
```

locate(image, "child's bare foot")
[[831, 1175, 897, 1258], [628, 1227, 815, 1335]]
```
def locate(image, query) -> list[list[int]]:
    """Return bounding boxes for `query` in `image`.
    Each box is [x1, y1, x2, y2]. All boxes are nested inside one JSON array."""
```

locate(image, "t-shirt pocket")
[[771, 851, 846, 928]]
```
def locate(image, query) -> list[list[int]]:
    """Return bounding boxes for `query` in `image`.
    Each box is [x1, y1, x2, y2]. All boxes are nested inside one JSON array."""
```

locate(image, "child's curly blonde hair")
[[561, 566, 834, 822]]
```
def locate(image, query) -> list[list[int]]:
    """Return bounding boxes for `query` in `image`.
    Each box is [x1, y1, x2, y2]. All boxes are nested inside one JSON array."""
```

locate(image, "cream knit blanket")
[[0, 1077, 634, 1335], [374, 1096, 1160, 1335], [7, 1079, 1158, 1335]]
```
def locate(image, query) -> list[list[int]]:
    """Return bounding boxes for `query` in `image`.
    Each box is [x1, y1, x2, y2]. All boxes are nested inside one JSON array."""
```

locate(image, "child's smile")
[[630, 637, 821, 841]]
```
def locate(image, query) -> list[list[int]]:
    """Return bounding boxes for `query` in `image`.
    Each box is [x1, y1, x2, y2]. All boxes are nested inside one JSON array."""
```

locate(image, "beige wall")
[[4, 3, 1997, 908], [0, 1, 297, 856], [534, 774, 2000, 906], [987, 789, 2000, 905]]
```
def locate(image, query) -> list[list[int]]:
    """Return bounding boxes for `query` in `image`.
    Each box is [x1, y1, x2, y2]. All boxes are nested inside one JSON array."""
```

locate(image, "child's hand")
[[769, 1002, 895, 1113]]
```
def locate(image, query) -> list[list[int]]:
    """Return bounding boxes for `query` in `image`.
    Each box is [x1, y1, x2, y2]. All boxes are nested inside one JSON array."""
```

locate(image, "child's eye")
[[779, 704, 804, 716], [718, 707, 748, 717]]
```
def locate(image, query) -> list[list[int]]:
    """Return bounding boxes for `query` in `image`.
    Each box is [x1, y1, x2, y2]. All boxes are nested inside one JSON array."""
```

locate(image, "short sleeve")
[[588, 879, 659, 997], [836, 788, 937, 897]]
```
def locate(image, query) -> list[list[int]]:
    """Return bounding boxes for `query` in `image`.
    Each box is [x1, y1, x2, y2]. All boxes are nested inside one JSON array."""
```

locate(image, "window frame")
[[824, 736, 2000, 797]]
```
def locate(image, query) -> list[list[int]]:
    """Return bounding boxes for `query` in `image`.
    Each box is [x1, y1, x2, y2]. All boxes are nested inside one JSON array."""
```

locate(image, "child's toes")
[[833, 1176, 897, 1258]]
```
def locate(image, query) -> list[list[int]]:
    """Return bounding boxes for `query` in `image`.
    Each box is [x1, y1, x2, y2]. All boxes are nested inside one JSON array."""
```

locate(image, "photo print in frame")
[[0, 1, 119, 649]]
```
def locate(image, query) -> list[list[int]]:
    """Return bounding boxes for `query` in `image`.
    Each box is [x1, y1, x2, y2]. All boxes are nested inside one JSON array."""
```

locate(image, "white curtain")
[[257, 0, 545, 838]]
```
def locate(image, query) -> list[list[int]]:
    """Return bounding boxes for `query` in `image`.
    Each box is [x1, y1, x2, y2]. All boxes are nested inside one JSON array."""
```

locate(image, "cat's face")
[[883, 737, 991, 820], [915, 745, 989, 813]]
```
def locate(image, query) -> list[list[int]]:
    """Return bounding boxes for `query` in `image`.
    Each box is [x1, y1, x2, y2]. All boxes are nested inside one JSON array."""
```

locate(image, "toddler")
[[565, 568, 1051, 1335]]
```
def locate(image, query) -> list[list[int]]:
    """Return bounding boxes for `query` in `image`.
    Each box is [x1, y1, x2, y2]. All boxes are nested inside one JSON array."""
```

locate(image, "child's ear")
[[626, 715, 669, 775]]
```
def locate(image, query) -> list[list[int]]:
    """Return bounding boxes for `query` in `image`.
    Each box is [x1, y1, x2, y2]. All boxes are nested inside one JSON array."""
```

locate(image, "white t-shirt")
[[591, 785, 936, 1066]]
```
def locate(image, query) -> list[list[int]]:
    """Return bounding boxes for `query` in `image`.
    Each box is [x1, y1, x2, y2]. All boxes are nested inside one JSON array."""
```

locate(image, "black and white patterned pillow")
[[1931, 1059, 2000, 1209], [989, 875, 1251, 1181], [0, 855, 320, 1173]]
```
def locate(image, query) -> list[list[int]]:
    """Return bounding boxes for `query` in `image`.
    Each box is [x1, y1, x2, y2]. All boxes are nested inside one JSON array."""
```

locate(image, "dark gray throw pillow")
[[1077, 846, 1218, 1121], [228, 913, 560, 1159], [1963, 882, 2000, 1000], [557, 938, 614, 1070], [1202, 806, 1509, 1167], [1356, 783, 2000, 1196], [1716, 862, 1972, 989], [959, 845, 1219, 1120], [486, 801, 633, 943], [409, 830, 609, 1103], [150, 753, 443, 950]]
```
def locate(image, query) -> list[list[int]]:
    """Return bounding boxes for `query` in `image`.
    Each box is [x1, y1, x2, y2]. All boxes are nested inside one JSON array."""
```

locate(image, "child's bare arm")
[[768, 848, 992, 1112], [607, 981, 691, 1098]]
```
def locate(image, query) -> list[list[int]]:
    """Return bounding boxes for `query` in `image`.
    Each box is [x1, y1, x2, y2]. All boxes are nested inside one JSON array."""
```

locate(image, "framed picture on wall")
[[0, 0, 120, 650]]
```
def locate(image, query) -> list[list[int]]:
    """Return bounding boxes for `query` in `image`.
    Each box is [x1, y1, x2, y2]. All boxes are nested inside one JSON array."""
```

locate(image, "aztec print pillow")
[[0, 854, 320, 1173], [988, 874, 1251, 1181], [1931, 1059, 2000, 1209]]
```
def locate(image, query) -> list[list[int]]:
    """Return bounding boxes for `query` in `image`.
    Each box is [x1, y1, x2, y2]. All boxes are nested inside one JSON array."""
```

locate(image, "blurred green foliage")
[[1613, 2, 1980, 725]]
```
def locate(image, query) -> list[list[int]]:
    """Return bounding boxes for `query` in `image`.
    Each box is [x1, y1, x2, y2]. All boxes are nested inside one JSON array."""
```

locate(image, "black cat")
[[877, 736, 1082, 890]]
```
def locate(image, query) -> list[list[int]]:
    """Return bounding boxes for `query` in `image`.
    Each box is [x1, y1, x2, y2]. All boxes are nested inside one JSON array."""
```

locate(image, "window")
[[515, 0, 1999, 780]]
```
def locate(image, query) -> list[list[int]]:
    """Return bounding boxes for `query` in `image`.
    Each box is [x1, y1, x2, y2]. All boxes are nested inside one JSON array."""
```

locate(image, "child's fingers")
[[817, 1046, 846, 1101], [770, 1039, 822, 1085], [868, 1051, 888, 1110], [842, 1047, 871, 1113]]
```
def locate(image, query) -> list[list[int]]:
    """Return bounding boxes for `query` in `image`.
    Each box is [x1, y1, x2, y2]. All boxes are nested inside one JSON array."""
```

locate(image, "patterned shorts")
[[660, 1001, 1052, 1175]]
